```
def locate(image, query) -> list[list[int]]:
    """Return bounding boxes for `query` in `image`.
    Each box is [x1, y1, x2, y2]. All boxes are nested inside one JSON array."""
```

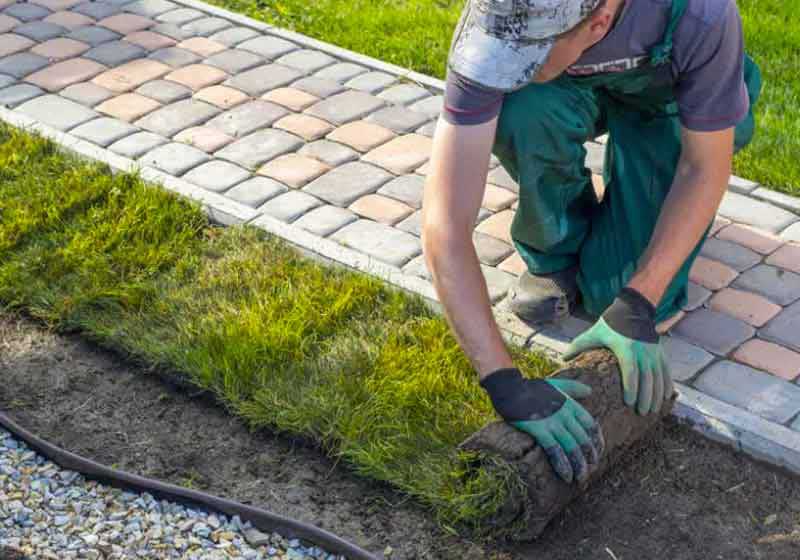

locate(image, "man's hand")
[[564, 287, 673, 415], [481, 368, 605, 483]]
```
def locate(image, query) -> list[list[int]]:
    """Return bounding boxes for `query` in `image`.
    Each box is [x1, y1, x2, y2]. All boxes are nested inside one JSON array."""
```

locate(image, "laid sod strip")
[[203, 0, 800, 196], [0, 123, 556, 538]]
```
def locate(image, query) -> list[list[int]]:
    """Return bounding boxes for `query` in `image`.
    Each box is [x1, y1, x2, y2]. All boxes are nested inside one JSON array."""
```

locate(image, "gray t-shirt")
[[443, 0, 749, 132]]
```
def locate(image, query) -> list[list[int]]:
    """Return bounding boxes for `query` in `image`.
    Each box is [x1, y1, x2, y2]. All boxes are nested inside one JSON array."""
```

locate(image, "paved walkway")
[[1, 0, 800, 469]]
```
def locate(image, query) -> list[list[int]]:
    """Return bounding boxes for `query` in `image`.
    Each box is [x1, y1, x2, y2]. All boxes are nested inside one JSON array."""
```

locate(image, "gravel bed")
[[0, 429, 345, 560]]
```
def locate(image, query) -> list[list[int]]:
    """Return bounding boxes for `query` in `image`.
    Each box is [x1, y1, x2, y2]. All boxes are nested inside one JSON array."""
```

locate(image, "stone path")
[[1, 0, 799, 469]]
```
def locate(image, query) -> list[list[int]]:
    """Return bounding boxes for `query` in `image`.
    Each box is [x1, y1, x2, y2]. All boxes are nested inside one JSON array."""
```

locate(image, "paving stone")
[[98, 13, 153, 34], [147, 22, 189, 41], [408, 94, 443, 119], [782, 223, 800, 243], [363, 104, 430, 134], [173, 125, 232, 152], [205, 99, 287, 138], [203, 48, 261, 73], [376, 83, 431, 106], [532, 316, 593, 354], [362, 133, 431, 175], [134, 98, 219, 136], [305, 89, 386, 126], [66, 25, 121, 46], [155, 7, 203, 25], [3, 3, 50, 22], [298, 139, 358, 167], [584, 142, 605, 174], [0, 52, 48, 78], [765, 243, 800, 275], [69, 115, 137, 146], [236, 34, 297, 59], [326, 120, 394, 153], [349, 193, 413, 225], [498, 251, 526, 276], [223, 63, 302, 97], [224, 176, 286, 208], [208, 26, 260, 47], [31, 0, 83, 10], [0, 83, 43, 107], [0, 33, 34, 58], [25, 58, 107, 92], [0, 73, 16, 89], [709, 216, 731, 236], [700, 237, 762, 272], [377, 174, 424, 209], [272, 113, 332, 142], [123, 29, 175, 50], [42, 10, 93, 30], [662, 336, 714, 382], [292, 204, 357, 237], [193, 84, 248, 109], [672, 308, 755, 356], [123, 0, 177, 18], [717, 191, 798, 234], [487, 164, 519, 193], [258, 190, 322, 223], [214, 128, 303, 170], [0, 14, 19, 34], [751, 188, 800, 215], [688, 256, 738, 291], [92, 58, 170, 92], [82, 39, 144, 66], [344, 70, 397, 94], [475, 209, 513, 244], [313, 61, 367, 83], [708, 287, 782, 327], [727, 175, 759, 194], [164, 63, 227, 90], [107, 129, 167, 158], [733, 339, 800, 381], [138, 141, 209, 175], [181, 16, 232, 37], [303, 161, 393, 207], [396, 209, 421, 237], [694, 360, 800, 424], [330, 219, 420, 267], [731, 264, 800, 306], [482, 264, 516, 302], [482, 184, 517, 212], [682, 281, 711, 311], [31, 37, 89, 60], [72, 2, 122, 20], [147, 45, 200, 67], [16, 93, 97, 130], [760, 300, 800, 352], [716, 223, 783, 255], [657, 310, 686, 334], [402, 254, 430, 280], [275, 48, 335, 73], [473, 231, 513, 266], [290, 75, 344, 98], [261, 86, 318, 112], [257, 153, 330, 189], [181, 160, 249, 192], [415, 119, 438, 138]]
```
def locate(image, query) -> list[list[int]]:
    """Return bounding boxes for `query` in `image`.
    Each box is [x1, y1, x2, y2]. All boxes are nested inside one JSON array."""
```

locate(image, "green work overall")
[[491, 0, 762, 323]]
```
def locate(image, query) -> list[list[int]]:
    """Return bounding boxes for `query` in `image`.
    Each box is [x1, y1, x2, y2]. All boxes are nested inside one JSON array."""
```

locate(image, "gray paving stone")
[[139, 141, 210, 176], [364, 104, 429, 134], [72, 2, 123, 20], [377, 174, 424, 209], [0, 74, 14, 89], [672, 308, 755, 356], [377, 83, 431, 106], [584, 142, 605, 174], [0, 52, 48, 78], [3, 3, 50, 22], [396, 210, 421, 237], [760, 300, 800, 352], [330, 219, 421, 267], [782, 222, 800, 243], [182, 17, 233, 37], [135, 79, 191, 103], [289, 75, 344, 98], [0, 83, 43, 108], [415, 119, 437, 138], [752, 187, 800, 214], [313, 62, 367, 83], [408, 94, 443, 119], [293, 204, 357, 237], [84, 40, 146, 66], [134, 98, 219, 137], [13, 21, 66, 41], [107, 130, 167, 158], [60, 82, 115, 107], [298, 139, 358, 167], [214, 128, 302, 170], [208, 26, 260, 47], [402, 254, 430, 280], [728, 175, 759, 194], [700, 237, 762, 272], [683, 281, 712, 311], [236, 35, 297, 60], [482, 265, 516, 302], [717, 191, 798, 234], [275, 48, 335, 73], [223, 63, 303, 97], [258, 190, 322, 223], [532, 315, 593, 354], [344, 71, 397, 94], [694, 360, 800, 424], [662, 336, 714, 382], [148, 46, 201, 67], [205, 99, 288, 138], [69, 116, 138, 147], [303, 161, 393, 207], [148, 22, 190, 41], [305, 90, 386, 126], [203, 49, 262, 74], [66, 26, 121, 47], [155, 7, 204, 25], [16, 94, 97, 131], [732, 264, 800, 306], [123, 0, 178, 17], [224, 176, 286, 208], [487, 164, 519, 193], [182, 160, 250, 192], [473, 232, 513, 266]]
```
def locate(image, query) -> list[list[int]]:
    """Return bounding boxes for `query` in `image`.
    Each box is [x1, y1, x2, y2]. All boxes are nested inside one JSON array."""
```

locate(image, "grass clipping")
[[0, 123, 555, 539]]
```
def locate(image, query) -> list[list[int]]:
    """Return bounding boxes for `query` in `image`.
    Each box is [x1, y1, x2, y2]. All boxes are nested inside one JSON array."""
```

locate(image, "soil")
[[1, 311, 800, 560]]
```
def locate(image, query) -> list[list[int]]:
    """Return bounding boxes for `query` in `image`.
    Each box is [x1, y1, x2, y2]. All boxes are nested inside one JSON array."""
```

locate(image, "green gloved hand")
[[480, 368, 605, 483], [564, 287, 674, 415]]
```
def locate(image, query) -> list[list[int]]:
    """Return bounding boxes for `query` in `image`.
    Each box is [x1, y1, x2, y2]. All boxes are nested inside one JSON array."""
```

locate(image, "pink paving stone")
[[30, 0, 83, 10], [92, 59, 171, 93], [31, 38, 89, 61], [0, 0, 16, 10], [656, 310, 685, 335], [361, 133, 432, 175], [716, 223, 784, 255], [498, 251, 527, 276], [193, 85, 249, 109], [174, 126, 234, 153], [689, 256, 738, 291], [274, 113, 334, 142], [262, 87, 319, 112], [708, 287, 783, 327], [97, 14, 154, 35], [123, 31, 177, 51], [257, 154, 331, 189], [43, 10, 94, 30], [164, 64, 227, 91], [95, 92, 161, 121], [326, 120, 395, 152], [482, 184, 517, 212], [177, 37, 227, 57], [710, 216, 731, 236], [25, 58, 107, 93], [733, 339, 800, 381], [475, 209, 514, 244], [0, 34, 34, 58], [349, 194, 414, 225], [765, 243, 800, 275], [0, 15, 19, 34]]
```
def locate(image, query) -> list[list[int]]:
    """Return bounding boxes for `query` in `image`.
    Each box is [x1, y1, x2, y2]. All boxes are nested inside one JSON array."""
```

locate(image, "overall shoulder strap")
[[649, 0, 689, 66]]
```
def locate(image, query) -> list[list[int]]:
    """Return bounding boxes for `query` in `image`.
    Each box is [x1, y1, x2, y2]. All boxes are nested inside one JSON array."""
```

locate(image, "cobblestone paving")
[[1, 0, 800, 473]]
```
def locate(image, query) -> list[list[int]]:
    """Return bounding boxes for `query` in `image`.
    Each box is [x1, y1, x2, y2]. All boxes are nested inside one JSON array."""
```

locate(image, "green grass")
[[0, 123, 557, 539], [203, 0, 800, 196]]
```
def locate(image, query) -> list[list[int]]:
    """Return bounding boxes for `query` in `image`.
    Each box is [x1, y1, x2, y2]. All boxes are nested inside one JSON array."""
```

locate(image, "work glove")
[[564, 287, 674, 416], [480, 368, 605, 484]]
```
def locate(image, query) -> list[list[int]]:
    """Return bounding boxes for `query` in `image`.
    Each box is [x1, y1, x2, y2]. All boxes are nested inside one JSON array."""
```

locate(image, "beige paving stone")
[[95, 92, 161, 121], [43, 10, 93, 30], [498, 251, 526, 276], [193, 85, 248, 109], [174, 125, 234, 153], [765, 243, 800, 275], [92, 59, 171, 92], [123, 30, 177, 51], [31, 38, 89, 61], [262, 87, 319, 112], [30, 0, 83, 10], [273, 113, 334, 142], [164, 63, 227, 91], [708, 288, 783, 327], [361, 133, 431, 175], [0, 15, 19, 34], [349, 194, 413, 225], [97, 13, 154, 35], [177, 37, 226, 57], [716, 223, 783, 255], [733, 339, 800, 381], [257, 153, 331, 189], [710, 216, 731, 236], [0, 34, 35, 58], [688, 256, 738, 291], [326, 120, 395, 152], [482, 184, 517, 212], [414, 161, 431, 177], [475, 210, 514, 244], [656, 310, 685, 335], [25, 58, 107, 92]]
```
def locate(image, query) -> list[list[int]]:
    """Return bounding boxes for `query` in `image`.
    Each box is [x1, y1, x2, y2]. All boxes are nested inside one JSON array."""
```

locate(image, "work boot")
[[508, 265, 579, 325]]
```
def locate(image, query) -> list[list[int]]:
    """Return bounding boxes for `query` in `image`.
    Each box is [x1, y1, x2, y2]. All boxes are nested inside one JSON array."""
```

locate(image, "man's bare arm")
[[421, 115, 515, 381]]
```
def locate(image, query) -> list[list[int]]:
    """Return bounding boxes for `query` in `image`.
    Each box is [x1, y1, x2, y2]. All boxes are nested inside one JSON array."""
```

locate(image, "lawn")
[[205, 0, 800, 196]]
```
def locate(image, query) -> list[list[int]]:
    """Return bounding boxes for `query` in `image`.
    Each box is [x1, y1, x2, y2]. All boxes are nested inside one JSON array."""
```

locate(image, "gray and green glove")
[[564, 287, 674, 415], [480, 368, 605, 483]]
